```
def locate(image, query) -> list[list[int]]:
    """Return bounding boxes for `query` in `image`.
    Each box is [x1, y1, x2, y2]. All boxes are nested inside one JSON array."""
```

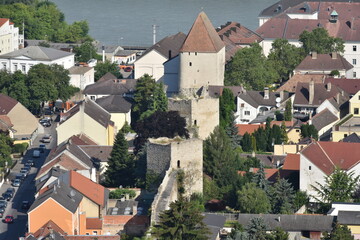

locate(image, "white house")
[[68, 66, 94, 90], [0, 46, 74, 73], [300, 141, 360, 201], [134, 32, 186, 81], [0, 18, 22, 55], [256, 1, 360, 78], [114, 50, 137, 65]]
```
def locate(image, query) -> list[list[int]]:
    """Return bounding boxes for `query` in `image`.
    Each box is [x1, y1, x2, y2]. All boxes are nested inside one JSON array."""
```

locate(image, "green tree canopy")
[[322, 222, 354, 240], [225, 43, 279, 90], [237, 182, 271, 214], [0, 132, 13, 167], [220, 88, 236, 129], [299, 28, 345, 54], [94, 61, 122, 81], [103, 129, 135, 187], [300, 124, 318, 140], [74, 41, 101, 62], [246, 217, 269, 240], [270, 179, 295, 214], [284, 100, 292, 121], [268, 38, 305, 82], [312, 167, 359, 206]]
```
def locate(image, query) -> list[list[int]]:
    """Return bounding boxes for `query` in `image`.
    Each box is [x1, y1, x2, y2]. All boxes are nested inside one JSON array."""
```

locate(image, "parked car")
[[39, 144, 46, 153], [0, 200, 7, 208], [2, 193, 11, 201], [6, 188, 15, 197], [4, 215, 14, 223], [20, 169, 28, 177], [12, 179, 21, 187], [42, 122, 51, 127], [0, 211, 3, 218], [33, 150, 40, 158], [0, 206, 5, 214], [21, 201, 30, 209], [22, 166, 31, 172], [41, 135, 52, 143], [26, 160, 34, 167], [124, 66, 133, 72]]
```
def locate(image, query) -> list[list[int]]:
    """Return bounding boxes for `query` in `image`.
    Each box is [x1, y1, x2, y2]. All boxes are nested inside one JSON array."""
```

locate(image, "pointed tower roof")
[[180, 12, 224, 53]]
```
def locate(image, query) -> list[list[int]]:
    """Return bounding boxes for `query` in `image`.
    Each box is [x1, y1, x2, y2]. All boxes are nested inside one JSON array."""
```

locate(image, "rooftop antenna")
[[152, 24, 158, 45]]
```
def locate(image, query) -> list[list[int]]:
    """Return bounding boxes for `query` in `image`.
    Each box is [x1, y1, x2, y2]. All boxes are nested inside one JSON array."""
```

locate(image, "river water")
[[51, 0, 277, 46]]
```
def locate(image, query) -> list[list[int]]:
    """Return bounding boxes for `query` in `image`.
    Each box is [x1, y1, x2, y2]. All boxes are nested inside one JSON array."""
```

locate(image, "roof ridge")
[[317, 141, 335, 167]]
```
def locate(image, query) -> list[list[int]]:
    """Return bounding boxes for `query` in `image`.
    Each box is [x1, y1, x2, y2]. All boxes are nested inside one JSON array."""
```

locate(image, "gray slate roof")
[[79, 145, 113, 163], [0, 46, 74, 60], [29, 181, 83, 213], [208, 85, 244, 98], [69, 66, 93, 75], [137, 32, 186, 61], [238, 214, 334, 232], [96, 44, 122, 54], [83, 78, 137, 96], [115, 49, 136, 56], [35, 167, 67, 192], [238, 90, 290, 108], [203, 214, 226, 240], [343, 133, 360, 143], [338, 211, 360, 225], [96, 95, 132, 113], [312, 109, 338, 131]]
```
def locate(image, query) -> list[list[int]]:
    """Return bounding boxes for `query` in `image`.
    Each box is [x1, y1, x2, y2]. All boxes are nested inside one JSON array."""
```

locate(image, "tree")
[[103, 129, 134, 187], [322, 222, 354, 240], [0, 132, 13, 167], [237, 182, 271, 214], [268, 38, 305, 82], [74, 41, 101, 62], [299, 28, 345, 54], [225, 43, 279, 90], [152, 198, 209, 240], [252, 163, 270, 192], [94, 61, 122, 81], [220, 88, 236, 129], [132, 74, 167, 124], [293, 191, 309, 212], [280, 121, 288, 144], [270, 227, 289, 240], [226, 116, 241, 149], [270, 179, 295, 214], [241, 132, 252, 152], [300, 124, 318, 140], [312, 167, 359, 206], [245, 217, 269, 240], [284, 100, 292, 121], [133, 111, 189, 152]]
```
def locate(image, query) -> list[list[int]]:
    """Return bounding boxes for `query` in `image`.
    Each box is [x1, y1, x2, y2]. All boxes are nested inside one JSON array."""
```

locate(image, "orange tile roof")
[[237, 124, 265, 135], [31, 220, 66, 238], [238, 168, 279, 180], [64, 236, 120, 240], [301, 141, 360, 175], [277, 74, 325, 93], [180, 12, 224, 53], [283, 153, 300, 170], [70, 171, 106, 207], [86, 218, 102, 230], [69, 134, 98, 146], [103, 215, 133, 225], [0, 18, 9, 28]]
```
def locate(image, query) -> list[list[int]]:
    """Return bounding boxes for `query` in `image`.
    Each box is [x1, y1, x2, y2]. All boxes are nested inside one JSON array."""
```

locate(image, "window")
[[309, 166, 311, 170], [195, 52, 197, 56], [244, 111, 250, 115], [14, 64, 17, 71], [189, 62, 192, 66], [90, 96, 95, 100], [296, 129, 300, 132], [353, 59, 357, 65], [240, 103, 245, 107], [21, 65, 26, 72], [354, 45, 357, 52], [358, 96, 360, 100], [177, 160, 180, 168], [355, 108, 359, 114], [194, 120, 197, 125], [2, 63, 6, 69], [354, 72, 357, 78], [93, 231, 98, 235]]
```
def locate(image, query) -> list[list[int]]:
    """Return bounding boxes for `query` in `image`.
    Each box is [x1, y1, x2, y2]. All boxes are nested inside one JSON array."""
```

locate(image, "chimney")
[[264, 87, 269, 100], [308, 114, 312, 125], [327, 82, 331, 91], [309, 80, 315, 104], [311, 51, 317, 59], [280, 90, 284, 101], [102, 45, 105, 62], [331, 52, 337, 59], [336, 92, 340, 104], [168, 50, 172, 59]]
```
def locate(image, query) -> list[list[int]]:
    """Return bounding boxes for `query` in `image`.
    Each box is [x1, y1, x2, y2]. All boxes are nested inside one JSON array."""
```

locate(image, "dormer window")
[[330, 10, 338, 23]]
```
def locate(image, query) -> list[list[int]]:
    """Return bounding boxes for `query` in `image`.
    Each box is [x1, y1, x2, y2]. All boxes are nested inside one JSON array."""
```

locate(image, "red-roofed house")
[[0, 18, 22, 55], [300, 141, 360, 200], [283, 153, 300, 171]]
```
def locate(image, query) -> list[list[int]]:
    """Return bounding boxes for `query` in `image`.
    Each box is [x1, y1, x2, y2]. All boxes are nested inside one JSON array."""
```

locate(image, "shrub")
[[109, 189, 136, 199], [12, 143, 28, 153]]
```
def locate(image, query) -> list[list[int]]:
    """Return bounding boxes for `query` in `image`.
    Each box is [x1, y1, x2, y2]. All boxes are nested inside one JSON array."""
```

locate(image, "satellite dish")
[[275, 97, 281, 103], [70, 190, 76, 197], [276, 103, 281, 108]]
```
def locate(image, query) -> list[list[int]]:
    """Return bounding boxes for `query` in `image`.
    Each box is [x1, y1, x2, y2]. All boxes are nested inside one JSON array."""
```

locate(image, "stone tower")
[[178, 12, 225, 96]]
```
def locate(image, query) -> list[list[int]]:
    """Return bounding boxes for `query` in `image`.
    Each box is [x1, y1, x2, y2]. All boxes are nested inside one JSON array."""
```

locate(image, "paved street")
[[0, 119, 57, 240]]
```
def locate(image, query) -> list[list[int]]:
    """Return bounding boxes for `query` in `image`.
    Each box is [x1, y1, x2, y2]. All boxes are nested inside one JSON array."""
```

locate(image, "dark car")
[[2, 193, 11, 201], [0, 200, 7, 208], [21, 201, 30, 209], [124, 67, 133, 72], [39, 144, 46, 153], [4, 215, 14, 223], [26, 160, 34, 167], [0, 212, 3, 218], [6, 188, 15, 197], [0, 206, 5, 214]]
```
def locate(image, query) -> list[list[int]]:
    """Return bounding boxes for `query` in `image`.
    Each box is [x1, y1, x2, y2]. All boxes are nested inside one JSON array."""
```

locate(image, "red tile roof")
[[238, 168, 279, 180], [86, 218, 102, 230], [277, 74, 325, 93], [0, 94, 18, 115], [283, 153, 300, 170], [325, 77, 360, 95], [64, 236, 120, 240], [301, 141, 360, 175], [31, 220, 66, 238], [180, 12, 224, 53], [0, 18, 9, 28], [237, 124, 265, 135], [69, 134, 98, 146], [70, 171, 106, 207], [257, 2, 360, 41]]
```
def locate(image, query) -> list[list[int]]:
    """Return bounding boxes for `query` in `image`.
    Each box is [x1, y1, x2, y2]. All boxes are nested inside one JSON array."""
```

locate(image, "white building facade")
[[0, 18, 22, 55]]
